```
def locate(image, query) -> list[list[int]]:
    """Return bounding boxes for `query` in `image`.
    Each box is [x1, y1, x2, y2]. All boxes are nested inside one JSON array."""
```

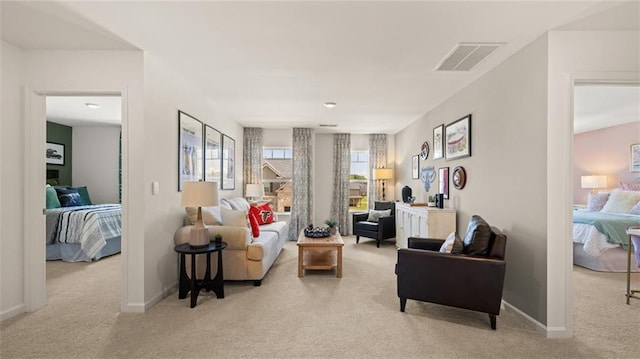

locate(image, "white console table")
[[395, 203, 457, 249]]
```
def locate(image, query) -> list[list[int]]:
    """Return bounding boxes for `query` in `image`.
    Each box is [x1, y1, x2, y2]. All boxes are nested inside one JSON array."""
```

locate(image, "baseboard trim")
[[502, 300, 547, 336], [144, 283, 178, 311], [1, 304, 26, 321]]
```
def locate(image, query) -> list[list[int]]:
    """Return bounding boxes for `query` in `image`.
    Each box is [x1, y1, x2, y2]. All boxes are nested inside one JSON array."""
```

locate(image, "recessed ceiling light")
[[323, 102, 337, 108], [85, 102, 101, 109]]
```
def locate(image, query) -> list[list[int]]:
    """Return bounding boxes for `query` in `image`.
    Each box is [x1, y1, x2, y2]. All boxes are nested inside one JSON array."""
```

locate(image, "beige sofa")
[[174, 197, 289, 286]]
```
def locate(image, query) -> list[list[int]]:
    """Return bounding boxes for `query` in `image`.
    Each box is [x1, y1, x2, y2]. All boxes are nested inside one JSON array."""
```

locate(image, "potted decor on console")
[[427, 195, 436, 207], [214, 233, 223, 246], [325, 219, 338, 235]]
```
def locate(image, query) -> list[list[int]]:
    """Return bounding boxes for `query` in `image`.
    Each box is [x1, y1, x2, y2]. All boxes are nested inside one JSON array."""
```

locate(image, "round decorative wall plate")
[[452, 166, 467, 190], [420, 141, 429, 160]]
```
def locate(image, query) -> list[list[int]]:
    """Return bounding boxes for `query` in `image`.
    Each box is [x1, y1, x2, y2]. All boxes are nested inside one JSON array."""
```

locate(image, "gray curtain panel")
[[243, 127, 263, 193], [368, 134, 388, 209], [288, 128, 314, 240], [331, 133, 351, 235]]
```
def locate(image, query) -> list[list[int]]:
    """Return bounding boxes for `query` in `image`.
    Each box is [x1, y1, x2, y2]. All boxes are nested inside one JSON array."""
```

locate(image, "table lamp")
[[373, 168, 393, 201], [246, 183, 264, 203], [182, 181, 218, 247], [581, 175, 607, 194]]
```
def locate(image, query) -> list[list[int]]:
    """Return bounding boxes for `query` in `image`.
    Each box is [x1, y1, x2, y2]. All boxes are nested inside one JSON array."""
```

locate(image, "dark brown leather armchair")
[[396, 215, 507, 329], [352, 201, 396, 248]]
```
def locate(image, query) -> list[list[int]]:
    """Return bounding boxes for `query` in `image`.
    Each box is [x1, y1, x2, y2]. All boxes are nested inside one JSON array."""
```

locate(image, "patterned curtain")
[[288, 128, 314, 240], [331, 134, 351, 235], [243, 128, 263, 193], [368, 134, 388, 209]]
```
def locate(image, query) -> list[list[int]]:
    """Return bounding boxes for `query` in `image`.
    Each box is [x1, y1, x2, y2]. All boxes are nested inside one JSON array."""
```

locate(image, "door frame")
[[24, 88, 130, 312]]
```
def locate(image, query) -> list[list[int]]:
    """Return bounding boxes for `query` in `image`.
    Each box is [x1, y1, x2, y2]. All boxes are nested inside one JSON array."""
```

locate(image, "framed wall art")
[[46, 142, 65, 166], [222, 134, 236, 190], [631, 144, 640, 172], [433, 124, 444, 160], [452, 166, 467, 190], [178, 111, 204, 191], [420, 141, 429, 160], [439, 167, 449, 199], [204, 125, 222, 187], [445, 114, 471, 160], [412, 155, 419, 179]]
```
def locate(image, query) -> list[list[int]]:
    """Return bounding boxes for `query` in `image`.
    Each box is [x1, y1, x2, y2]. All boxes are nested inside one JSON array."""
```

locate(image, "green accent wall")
[[46, 121, 72, 186]]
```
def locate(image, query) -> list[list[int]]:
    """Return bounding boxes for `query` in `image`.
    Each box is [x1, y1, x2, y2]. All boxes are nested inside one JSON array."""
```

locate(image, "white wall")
[[73, 125, 121, 204], [0, 41, 27, 319], [395, 35, 550, 324], [546, 30, 639, 338], [142, 53, 243, 306]]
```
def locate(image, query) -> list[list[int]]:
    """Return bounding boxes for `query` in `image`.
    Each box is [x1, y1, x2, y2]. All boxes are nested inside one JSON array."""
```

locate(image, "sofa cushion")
[[185, 206, 222, 225], [246, 231, 279, 261], [221, 207, 249, 228], [462, 215, 493, 256], [248, 211, 260, 238], [221, 197, 250, 211], [439, 231, 463, 254], [354, 221, 379, 231], [367, 209, 391, 222], [250, 203, 275, 225], [259, 220, 289, 241]]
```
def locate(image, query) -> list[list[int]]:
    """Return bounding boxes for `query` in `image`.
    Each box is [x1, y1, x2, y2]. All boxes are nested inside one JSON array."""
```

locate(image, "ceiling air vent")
[[436, 42, 504, 72], [319, 124, 338, 128]]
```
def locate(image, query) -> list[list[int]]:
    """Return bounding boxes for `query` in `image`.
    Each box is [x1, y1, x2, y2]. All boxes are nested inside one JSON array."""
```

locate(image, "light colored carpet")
[[1, 236, 638, 358]]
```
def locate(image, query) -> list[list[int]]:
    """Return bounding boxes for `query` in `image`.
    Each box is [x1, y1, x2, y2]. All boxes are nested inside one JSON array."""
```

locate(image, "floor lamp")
[[182, 181, 218, 247], [373, 168, 393, 201]]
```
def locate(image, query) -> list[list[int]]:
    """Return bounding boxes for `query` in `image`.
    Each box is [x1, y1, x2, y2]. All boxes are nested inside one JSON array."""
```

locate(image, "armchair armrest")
[[408, 237, 444, 251], [396, 248, 506, 315], [352, 212, 369, 222]]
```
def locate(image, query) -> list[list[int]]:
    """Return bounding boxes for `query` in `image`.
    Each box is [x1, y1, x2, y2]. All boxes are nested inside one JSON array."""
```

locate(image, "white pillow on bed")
[[601, 189, 640, 214], [629, 201, 640, 215]]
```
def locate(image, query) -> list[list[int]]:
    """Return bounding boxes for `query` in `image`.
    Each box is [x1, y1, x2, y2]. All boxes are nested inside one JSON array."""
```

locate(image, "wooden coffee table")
[[297, 229, 344, 278]]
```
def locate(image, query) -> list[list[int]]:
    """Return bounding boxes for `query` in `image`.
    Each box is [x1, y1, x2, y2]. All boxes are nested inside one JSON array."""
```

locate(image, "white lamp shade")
[[581, 175, 607, 189], [182, 181, 218, 207], [246, 183, 264, 198], [373, 168, 393, 180]]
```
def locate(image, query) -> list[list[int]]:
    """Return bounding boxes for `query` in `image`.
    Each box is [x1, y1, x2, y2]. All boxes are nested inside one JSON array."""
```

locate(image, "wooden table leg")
[[298, 245, 304, 277], [337, 246, 342, 278]]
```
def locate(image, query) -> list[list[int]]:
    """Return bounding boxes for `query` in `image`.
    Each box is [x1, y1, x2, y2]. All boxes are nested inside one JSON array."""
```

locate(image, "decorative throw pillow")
[[629, 201, 640, 215], [220, 207, 249, 228], [439, 231, 463, 254], [186, 206, 222, 225], [248, 212, 260, 238], [250, 203, 274, 225], [367, 209, 391, 222], [55, 188, 83, 207], [461, 215, 492, 256], [601, 189, 640, 214], [586, 192, 610, 211], [620, 182, 640, 191], [45, 186, 61, 209], [70, 186, 93, 205]]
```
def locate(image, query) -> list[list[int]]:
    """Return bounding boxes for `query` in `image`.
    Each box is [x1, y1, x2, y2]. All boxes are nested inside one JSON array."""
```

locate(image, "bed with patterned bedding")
[[46, 204, 122, 262], [573, 187, 640, 272]]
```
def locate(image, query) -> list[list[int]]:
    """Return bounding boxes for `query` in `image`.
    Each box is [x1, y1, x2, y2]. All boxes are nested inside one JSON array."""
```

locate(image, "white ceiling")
[[574, 85, 640, 134], [2, 1, 639, 134], [46, 96, 122, 127]]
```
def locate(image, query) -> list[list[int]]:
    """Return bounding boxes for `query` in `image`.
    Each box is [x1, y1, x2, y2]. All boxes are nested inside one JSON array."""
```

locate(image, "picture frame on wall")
[[631, 143, 640, 172], [439, 167, 449, 199], [433, 124, 444, 160], [178, 111, 204, 191], [46, 142, 65, 166], [222, 134, 236, 190], [204, 125, 222, 187], [412, 155, 419, 179], [445, 114, 472, 160]]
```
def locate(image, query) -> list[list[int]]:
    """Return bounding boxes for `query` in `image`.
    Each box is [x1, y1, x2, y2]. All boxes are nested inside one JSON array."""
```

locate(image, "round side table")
[[174, 241, 227, 308]]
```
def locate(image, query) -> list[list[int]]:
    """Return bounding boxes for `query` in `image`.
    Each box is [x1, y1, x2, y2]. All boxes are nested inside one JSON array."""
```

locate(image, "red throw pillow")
[[250, 203, 274, 225], [248, 212, 260, 238]]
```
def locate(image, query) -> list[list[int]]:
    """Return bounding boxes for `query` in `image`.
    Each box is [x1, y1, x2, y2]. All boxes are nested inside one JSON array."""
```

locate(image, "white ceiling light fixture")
[[323, 102, 337, 108], [85, 102, 101, 109], [436, 42, 505, 72]]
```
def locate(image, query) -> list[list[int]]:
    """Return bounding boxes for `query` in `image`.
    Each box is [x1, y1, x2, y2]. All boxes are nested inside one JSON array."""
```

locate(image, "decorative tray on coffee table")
[[304, 227, 331, 238]]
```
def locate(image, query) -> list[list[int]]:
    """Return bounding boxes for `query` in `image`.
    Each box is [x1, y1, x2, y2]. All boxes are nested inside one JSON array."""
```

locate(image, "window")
[[350, 151, 369, 210], [262, 147, 292, 212]]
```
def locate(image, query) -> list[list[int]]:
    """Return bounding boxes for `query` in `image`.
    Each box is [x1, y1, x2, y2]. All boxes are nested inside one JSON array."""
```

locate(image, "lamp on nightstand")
[[182, 181, 218, 247], [581, 175, 607, 194]]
